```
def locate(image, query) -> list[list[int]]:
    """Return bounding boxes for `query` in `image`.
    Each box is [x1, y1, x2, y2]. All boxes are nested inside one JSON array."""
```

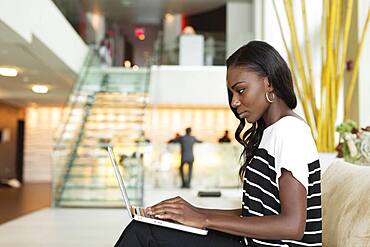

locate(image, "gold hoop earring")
[[265, 92, 275, 103]]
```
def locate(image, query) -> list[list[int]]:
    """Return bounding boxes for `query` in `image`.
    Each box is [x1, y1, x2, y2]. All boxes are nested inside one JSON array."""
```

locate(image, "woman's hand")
[[145, 196, 207, 229]]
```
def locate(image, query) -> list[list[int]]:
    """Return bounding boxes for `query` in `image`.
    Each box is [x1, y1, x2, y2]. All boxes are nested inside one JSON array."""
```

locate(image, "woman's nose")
[[231, 98, 241, 108]]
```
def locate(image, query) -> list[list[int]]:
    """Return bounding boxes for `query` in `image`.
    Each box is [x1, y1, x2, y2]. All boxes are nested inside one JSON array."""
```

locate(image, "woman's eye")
[[237, 89, 245, 94]]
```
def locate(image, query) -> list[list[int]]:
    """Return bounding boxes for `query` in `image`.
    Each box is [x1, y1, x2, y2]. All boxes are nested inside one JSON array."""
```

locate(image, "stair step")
[[78, 142, 144, 148], [58, 199, 124, 208], [58, 198, 142, 207], [82, 133, 142, 139], [90, 104, 146, 109], [84, 119, 144, 124], [96, 92, 148, 96], [90, 110, 144, 115], [84, 125, 144, 131], [63, 183, 142, 190], [94, 98, 148, 104]]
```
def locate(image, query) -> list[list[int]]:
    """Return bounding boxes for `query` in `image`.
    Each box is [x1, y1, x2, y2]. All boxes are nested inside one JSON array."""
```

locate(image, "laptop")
[[107, 146, 208, 235]]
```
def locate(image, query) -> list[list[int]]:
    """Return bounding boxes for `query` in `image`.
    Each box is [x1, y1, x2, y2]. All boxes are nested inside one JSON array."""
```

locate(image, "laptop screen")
[[107, 146, 133, 219]]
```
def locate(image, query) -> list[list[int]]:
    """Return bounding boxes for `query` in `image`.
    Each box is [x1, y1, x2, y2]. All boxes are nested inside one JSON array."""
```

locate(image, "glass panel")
[[52, 49, 148, 208]]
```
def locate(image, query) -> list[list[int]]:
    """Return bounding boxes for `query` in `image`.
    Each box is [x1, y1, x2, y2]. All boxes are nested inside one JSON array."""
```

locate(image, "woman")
[[115, 41, 322, 247]]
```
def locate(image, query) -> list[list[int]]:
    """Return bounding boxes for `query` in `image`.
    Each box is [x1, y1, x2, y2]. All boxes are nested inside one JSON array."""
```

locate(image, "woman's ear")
[[264, 77, 273, 92]]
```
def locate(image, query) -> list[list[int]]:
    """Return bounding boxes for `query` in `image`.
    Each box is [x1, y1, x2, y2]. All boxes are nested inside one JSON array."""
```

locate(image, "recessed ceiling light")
[[31, 85, 49, 94], [132, 65, 139, 71], [0, 67, 18, 77]]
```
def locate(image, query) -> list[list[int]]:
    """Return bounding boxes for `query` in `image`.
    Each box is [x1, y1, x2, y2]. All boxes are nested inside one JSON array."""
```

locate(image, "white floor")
[[0, 188, 241, 246], [0, 208, 128, 247]]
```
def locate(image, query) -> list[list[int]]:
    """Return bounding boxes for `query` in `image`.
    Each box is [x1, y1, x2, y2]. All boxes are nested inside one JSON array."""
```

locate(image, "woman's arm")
[[151, 198, 241, 217], [195, 208, 241, 217], [147, 169, 307, 240], [205, 169, 307, 240]]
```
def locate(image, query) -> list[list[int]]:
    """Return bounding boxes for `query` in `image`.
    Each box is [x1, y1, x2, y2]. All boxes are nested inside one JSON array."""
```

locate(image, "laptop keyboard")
[[134, 207, 176, 223], [134, 207, 155, 218]]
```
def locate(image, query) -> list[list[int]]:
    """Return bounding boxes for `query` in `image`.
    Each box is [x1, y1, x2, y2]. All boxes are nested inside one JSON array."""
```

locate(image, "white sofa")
[[322, 159, 370, 246]]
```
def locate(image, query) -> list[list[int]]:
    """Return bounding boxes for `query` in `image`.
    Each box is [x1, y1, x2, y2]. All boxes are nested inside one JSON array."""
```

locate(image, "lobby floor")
[[0, 208, 127, 247], [0, 184, 241, 246], [0, 183, 51, 224]]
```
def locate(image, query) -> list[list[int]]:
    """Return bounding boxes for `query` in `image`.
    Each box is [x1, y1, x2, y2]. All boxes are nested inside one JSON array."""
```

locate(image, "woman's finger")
[[151, 201, 183, 211], [146, 202, 181, 215], [148, 197, 180, 208], [164, 196, 183, 203], [146, 197, 187, 215], [157, 196, 183, 205], [154, 206, 183, 216], [155, 211, 182, 222], [151, 203, 184, 214]]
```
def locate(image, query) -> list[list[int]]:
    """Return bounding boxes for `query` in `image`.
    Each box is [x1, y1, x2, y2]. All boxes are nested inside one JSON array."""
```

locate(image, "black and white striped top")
[[242, 116, 322, 247]]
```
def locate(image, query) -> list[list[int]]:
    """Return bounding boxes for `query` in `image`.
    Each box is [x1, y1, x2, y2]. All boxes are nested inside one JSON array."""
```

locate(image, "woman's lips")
[[238, 111, 248, 119]]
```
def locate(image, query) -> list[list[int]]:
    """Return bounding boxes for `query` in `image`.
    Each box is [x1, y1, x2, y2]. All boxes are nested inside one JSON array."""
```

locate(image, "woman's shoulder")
[[266, 115, 311, 136], [259, 115, 319, 161], [273, 116, 318, 156], [267, 116, 316, 149]]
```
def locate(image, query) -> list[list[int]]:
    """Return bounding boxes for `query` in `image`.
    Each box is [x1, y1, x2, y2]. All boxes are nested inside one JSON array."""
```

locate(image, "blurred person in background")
[[218, 130, 231, 143], [168, 127, 202, 188], [168, 132, 181, 143]]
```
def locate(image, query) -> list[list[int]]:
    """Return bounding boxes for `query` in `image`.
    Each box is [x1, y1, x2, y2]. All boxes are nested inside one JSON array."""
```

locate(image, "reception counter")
[[143, 143, 243, 189]]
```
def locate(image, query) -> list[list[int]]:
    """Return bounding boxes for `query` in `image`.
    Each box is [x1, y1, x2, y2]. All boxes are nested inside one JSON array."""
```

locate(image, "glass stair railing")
[[52, 50, 149, 208]]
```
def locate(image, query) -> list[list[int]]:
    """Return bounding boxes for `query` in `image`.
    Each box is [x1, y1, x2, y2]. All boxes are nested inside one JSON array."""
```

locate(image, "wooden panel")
[[0, 102, 24, 180]]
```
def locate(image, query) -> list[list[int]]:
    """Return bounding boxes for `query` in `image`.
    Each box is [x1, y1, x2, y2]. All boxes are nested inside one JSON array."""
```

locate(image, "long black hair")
[[226, 41, 297, 179]]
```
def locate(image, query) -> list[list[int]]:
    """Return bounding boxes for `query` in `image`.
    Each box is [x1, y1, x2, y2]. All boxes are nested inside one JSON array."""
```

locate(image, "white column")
[[163, 14, 182, 48], [179, 35, 204, 65], [86, 12, 106, 44], [253, 0, 264, 40], [226, 0, 254, 57], [162, 13, 182, 64]]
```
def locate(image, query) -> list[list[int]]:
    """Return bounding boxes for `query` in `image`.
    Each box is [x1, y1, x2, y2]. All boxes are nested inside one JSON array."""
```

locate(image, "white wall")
[[24, 107, 64, 182], [0, 0, 32, 42], [358, 0, 370, 127], [0, 0, 88, 74], [149, 66, 228, 105], [179, 35, 204, 66]]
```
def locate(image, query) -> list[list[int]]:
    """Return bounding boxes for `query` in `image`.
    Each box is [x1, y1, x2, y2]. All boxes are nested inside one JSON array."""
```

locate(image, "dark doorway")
[[16, 120, 25, 183]]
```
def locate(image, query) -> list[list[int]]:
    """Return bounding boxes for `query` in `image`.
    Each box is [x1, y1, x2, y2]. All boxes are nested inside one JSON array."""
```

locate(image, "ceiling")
[[0, 21, 76, 107], [0, 0, 228, 107], [55, 0, 228, 25]]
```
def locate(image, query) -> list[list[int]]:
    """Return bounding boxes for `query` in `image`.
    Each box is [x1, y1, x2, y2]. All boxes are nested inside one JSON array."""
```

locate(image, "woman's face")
[[227, 66, 271, 123]]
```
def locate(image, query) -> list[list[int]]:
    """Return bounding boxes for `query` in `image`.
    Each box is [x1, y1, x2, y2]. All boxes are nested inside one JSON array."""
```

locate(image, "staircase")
[[53, 51, 150, 207]]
